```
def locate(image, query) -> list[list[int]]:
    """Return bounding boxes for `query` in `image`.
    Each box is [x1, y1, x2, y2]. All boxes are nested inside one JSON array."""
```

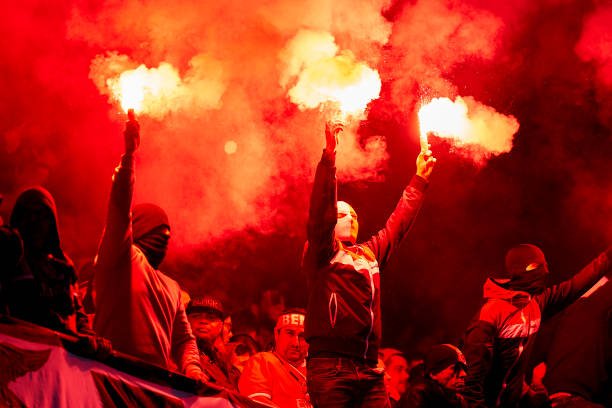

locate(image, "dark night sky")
[[1, 0, 611, 353]]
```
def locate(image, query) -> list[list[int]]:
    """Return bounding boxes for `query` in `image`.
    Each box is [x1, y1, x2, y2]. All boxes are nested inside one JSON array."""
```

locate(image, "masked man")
[[462, 244, 611, 407], [303, 121, 436, 407], [94, 113, 203, 380]]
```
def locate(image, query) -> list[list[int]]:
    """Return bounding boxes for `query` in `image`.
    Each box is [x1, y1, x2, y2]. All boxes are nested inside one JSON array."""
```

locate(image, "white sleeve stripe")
[[249, 392, 273, 399]]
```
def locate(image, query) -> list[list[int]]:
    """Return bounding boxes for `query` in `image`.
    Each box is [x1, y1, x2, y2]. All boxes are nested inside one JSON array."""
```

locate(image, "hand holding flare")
[[124, 108, 140, 154], [416, 143, 436, 182], [324, 120, 345, 155]]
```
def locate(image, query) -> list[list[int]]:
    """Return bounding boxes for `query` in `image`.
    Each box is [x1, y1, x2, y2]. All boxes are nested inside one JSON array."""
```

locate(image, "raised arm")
[[539, 245, 612, 318], [94, 115, 140, 314], [363, 145, 435, 268], [305, 122, 343, 267]]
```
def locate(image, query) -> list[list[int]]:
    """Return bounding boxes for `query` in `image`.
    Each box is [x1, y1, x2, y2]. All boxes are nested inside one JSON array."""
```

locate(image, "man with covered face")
[[303, 121, 436, 407], [239, 308, 311, 407], [461, 243, 611, 407], [94, 113, 203, 380]]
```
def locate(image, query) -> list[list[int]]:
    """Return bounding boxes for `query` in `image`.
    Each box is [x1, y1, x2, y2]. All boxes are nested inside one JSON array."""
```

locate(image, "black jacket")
[[304, 150, 427, 363]]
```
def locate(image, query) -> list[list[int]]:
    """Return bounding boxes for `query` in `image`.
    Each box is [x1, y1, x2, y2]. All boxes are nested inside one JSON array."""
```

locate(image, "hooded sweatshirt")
[[304, 149, 427, 363], [462, 246, 612, 407], [6, 187, 89, 334], [94, 154, 200, 374]]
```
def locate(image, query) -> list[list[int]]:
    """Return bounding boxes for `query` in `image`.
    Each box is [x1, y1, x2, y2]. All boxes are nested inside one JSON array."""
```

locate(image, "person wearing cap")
[[187, 295, 239, 389], [403, 344, 468, 408], [94, 114, 203, 380], [379, 348, 410, 407], [303, 121, 436, 407], [461, 243, 612, 407], [239, 308, 311, 408]]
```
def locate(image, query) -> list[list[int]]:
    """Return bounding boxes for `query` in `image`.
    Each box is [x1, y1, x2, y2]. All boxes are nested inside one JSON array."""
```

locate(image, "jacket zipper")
[[364, 269, 375, 359]]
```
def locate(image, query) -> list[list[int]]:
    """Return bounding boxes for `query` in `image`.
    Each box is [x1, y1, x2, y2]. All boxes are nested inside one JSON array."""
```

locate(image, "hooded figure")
[[94, 115, 203, 380], [5, 187, 89, 334], [131, 203, 170, 270], [462, 243, 612, 408]]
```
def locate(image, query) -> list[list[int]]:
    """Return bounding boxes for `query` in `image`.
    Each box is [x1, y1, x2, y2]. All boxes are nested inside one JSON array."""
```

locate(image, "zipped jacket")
[[304, 150, 427, 363], [462, 247, 612, 407]]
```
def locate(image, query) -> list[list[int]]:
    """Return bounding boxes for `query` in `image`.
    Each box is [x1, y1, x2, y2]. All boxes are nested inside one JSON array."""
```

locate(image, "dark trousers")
[[307, 357, 391, 408]]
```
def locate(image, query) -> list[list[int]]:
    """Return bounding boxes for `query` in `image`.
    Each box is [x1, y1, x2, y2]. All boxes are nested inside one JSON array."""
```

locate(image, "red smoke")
[[1, 0, 611, 353]]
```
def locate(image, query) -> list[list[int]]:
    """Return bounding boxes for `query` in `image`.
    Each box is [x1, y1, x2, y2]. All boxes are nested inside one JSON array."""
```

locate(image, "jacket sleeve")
[[305, 150, 339, 268], [363, 175, 427, 269], [95, 154, 135, 293], [171, 294, 202, 374], [539, 246, 612, 318], [238, 354, 279, 407], [462, 317, 497, 408]]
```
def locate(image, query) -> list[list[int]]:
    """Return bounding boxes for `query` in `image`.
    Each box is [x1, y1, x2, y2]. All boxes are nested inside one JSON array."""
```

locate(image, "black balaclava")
[[132, 203, 170, 269], [492, 243, 549, 295]]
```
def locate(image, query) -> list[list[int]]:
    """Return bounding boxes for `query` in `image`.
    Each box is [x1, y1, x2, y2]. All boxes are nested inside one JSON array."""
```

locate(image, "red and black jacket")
[[462, 247, 612, 407], [303, 149, 427, 363]]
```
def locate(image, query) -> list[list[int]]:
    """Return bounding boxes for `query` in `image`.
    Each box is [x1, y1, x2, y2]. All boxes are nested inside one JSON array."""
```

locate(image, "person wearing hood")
[[93, 114, 203, 380], [461, 243, 612, 407], [0, 187, 90, 335], [303, 121, 436, 407]]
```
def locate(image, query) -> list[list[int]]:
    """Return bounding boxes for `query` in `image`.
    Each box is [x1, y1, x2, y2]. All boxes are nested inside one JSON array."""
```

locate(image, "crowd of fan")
[[1, 116, 610, 408]]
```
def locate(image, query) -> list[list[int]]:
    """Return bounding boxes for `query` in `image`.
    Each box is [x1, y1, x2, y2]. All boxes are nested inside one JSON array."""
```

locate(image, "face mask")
[[135, 227, 170, 269], [335, 201, 358, 244], [497, 265, 549, 295]]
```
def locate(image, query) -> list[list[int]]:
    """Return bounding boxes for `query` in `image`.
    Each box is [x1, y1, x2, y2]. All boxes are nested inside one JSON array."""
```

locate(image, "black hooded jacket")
[[461, 246, 612, 407], [3, 187, 90, 334]]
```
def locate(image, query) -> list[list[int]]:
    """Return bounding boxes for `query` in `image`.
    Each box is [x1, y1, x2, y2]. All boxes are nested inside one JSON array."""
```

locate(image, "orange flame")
[[107, 63, 181, 114], [281, 30, 381, 120], [418, 97, 470, 147], [418, 96, 519, 161]]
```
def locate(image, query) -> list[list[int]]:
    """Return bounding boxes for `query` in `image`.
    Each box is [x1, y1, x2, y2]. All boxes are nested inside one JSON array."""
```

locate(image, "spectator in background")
[[462, 244, 611, 407], [239, 308, 310, 408], [187, 295, 239, 389], [228, 333, 261, 373], [1, 187, 90, 335], [404, 344, 468, 408], [380, 348, 410, 407], [303, 121, 435, 407], [252, 288, 286, 351], [94, 113, 203, 380]]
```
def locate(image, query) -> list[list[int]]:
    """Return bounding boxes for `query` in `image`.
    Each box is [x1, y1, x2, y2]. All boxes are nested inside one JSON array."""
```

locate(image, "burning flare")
[[418, 96, 519, 162], [280, 29, 381, 120], [90, 52, 225, 119], [109, 63, 181, 113]]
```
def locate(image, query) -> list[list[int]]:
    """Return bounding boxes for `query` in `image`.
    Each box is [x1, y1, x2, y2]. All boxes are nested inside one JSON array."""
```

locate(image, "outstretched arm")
[[540, 245, 612, 318], [364, 145, 436, 268], [305, 122, 343, 267]]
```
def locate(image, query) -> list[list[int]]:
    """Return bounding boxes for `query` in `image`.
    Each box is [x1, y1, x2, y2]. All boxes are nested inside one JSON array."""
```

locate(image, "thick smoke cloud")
[[1, 0, 610, 353]]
